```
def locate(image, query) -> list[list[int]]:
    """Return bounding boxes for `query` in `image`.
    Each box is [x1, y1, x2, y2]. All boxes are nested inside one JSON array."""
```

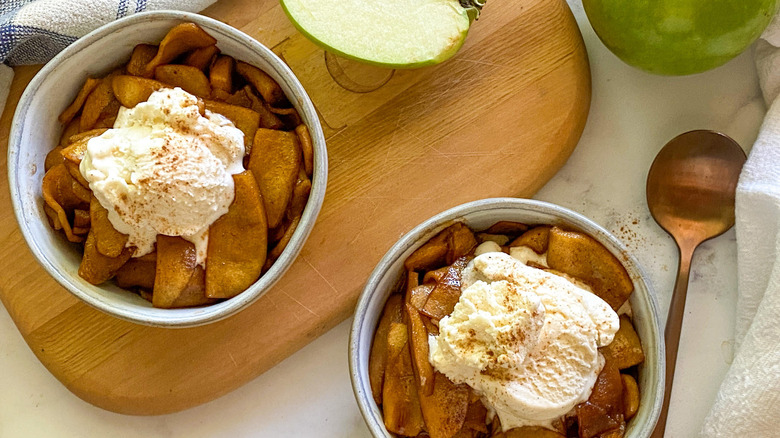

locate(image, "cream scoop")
[[429, 251, 619, 430], [80, 87, 245, 264]]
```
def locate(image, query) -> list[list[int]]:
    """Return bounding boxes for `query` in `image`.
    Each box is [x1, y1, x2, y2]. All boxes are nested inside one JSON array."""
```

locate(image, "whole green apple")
[[583, 0, 779, 75]]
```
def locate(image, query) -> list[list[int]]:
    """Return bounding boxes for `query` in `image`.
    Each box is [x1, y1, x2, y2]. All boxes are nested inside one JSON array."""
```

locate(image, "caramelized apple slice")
[[236, 60, 284, 105], [169, 266, 216, 308], [205, 171, 268, 299], [600, 315, 645, 369], [184, 45, 220, 71], [204, 100, 261, 152], [445, 222, 477, 264], [141, 23, 217, 77], [462, 399, 488, 433], [407, 284, 434, 311], [59, 78, 100, 125], [621, 374, 639, 421], [153, 235, 198, 308], [419, 372, 469, 438], [547, 227, 634, 310], [248, 129, 302, 229], [80, 74, 119, 131], [115, 254, 157, 290], [126, 44, 158, 76], [406, 303, 434, 396], [209, 55, 234, 93], [576, 359, 625, 438], [405, 228, 450, 271], [244, 86, 284, 130], [421, 256, 470, 320], [383, 322, 425, 436], [90, 196, 129, 258], [78, 229, 133, 284], [369, 294, 403, 404], [112, 75, 166, 108], [483, 221, 529, 235], [42, 164, 89, 242], [509, 226, 551, 254], [295, 124, 314, 177], [154, 64, 211, 97]]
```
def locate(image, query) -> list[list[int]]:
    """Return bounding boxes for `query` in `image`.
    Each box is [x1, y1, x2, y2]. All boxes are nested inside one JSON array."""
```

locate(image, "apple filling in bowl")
[[41, 23, 315, 308], [370, 222, 645, 438]]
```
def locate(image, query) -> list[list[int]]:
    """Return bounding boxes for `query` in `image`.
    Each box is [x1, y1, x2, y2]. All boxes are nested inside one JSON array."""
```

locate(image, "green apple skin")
[[583, 0, 779, 75]]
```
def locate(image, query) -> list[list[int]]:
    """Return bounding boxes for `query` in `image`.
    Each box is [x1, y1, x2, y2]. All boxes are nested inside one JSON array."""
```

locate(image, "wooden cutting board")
[[0, 0, 590, 415]]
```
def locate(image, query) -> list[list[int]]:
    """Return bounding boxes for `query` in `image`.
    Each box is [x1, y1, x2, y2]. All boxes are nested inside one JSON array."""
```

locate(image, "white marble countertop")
[[0, 2, 766, 437]]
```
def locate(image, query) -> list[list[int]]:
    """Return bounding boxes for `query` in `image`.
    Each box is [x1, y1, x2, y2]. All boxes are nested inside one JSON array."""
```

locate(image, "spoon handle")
[[651, 243, 696, 437]]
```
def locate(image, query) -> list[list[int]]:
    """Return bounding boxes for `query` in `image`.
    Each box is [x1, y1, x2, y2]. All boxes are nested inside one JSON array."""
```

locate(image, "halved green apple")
[[281, 0, 485, 69]]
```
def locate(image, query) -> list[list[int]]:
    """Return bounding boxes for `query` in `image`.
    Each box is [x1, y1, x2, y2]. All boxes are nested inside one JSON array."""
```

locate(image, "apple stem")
[[460, 0, 485, 21]]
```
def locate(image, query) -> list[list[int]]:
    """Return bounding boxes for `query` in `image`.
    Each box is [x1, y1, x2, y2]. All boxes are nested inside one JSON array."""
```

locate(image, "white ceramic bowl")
[[350, 198, 664, 437], [8, 11, 327, 328]]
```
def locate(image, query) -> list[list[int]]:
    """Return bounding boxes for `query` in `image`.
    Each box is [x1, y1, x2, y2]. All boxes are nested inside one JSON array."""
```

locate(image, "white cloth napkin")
[[0, 0, 215, 119], [701, 13, 780, 438]]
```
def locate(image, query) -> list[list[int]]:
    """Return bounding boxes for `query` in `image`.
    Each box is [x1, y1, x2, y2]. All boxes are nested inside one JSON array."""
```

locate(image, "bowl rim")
[[348, 197, 664, 437], [7, 10, 328, 328]]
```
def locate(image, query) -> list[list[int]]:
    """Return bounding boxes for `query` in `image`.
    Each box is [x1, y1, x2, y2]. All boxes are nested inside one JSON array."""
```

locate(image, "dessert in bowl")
[[8, 11, 326, 327], [350, 198, 663, 437]]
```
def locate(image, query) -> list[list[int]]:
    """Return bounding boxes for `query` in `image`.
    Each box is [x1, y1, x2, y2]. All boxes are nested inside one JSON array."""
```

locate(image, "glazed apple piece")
[[126, 44, 158, 76], [42, 164, 90, 242], [114, 253, 156, 290], [621, 374, 639, 421], [78, 229, 133, 284], [496, 427, 565, 437], [405, 303, 435, 396], [369, 294, 404, 404], [141, 23, 217, 77], [419, 372, 469, 438], [112, 75, 166, 108], [547, 227, 634, 310], [445, 222, 477, 264], [59, 77, 100, 125], [80, 70, 122, 132], [599, 315, 645, 369], [154, 64, 211, 97], [244, 86, 284, 130], [576, 359, 625, 438], [404, 227, 451, 272], [462, 397, 488, 433], [204, 100, 261, 152], [235, 60, 284, 105], [295, 124, 314, 177], [407, 284, 434, 311], [483, 221, 529, 235], [509, 225, 551, 254], [248, 129, 302, 229], [153, 235, 199, 308], [205, 171, 268, 299], [209, 55, 234, 93], [421, 256, 470, 320], [89, 196, 129, 258], [184, 45, 220, 71], [168, 266, 216, 308], [383, 322, 425, 436]]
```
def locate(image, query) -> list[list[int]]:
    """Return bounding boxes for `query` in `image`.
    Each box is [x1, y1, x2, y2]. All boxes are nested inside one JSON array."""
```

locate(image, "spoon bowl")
[[646, 130, 746, 437]]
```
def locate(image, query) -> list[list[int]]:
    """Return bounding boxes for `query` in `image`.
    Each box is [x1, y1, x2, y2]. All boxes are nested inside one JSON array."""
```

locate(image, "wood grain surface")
[[0, 0, 590, 415]]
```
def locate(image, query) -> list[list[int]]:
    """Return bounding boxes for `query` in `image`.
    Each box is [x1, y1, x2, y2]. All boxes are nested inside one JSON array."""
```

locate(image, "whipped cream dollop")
[[80, 87, 245, 264], [429, 251, 619, 430]]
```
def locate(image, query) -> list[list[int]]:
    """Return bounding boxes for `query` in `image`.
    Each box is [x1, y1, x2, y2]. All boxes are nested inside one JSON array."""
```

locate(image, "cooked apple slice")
[[59, 77, 100, 125], [406, 303, 434, 396], [547, 227, 634, 310], [500, 427, 565, 438], [169, 266, 217, 308], [80, 74, 119, 131], [78, 229, 133, 284], [483, 221, 528, 235], [115, 254, 157, 290], [184, 45, 220, 71], [600, 315, 645, 369], [210, 55, 234, 93], [421, 256, 470, 320], [89, 196, 129, 258], [141, 23, 217, 77], [248, 129, 302, 229], [509, 225, 551, 254], [419, 372, 469, 438], [621, 374, 639, 421], [445, 222, 477, 264], [205, 171, 268, 299], [154, 64, 211, 97], [126, 44, 158, 76], [153, 235, 198, 308], [281, 0, 483, 68], [576, 358, 625, 438], [204, 100, 261, 152], [112, 76, 167, 108], [235, 61, 284, 105], [462, 399, 488, 433], [383, 322, 425, 436], [369, 294, 403, 404]]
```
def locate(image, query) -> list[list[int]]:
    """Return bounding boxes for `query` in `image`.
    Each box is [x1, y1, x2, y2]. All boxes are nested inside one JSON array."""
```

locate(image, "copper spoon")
[[646, 130, 746, 437]]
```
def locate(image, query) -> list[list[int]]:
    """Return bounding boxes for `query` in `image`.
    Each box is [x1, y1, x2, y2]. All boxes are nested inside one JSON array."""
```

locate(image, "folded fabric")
[[701, 12, 780, 438], [1, 0, 215, 65]]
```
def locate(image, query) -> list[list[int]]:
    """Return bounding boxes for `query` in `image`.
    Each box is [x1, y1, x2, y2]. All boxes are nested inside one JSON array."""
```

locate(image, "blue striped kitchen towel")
[[0, 0, 215, 65]]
